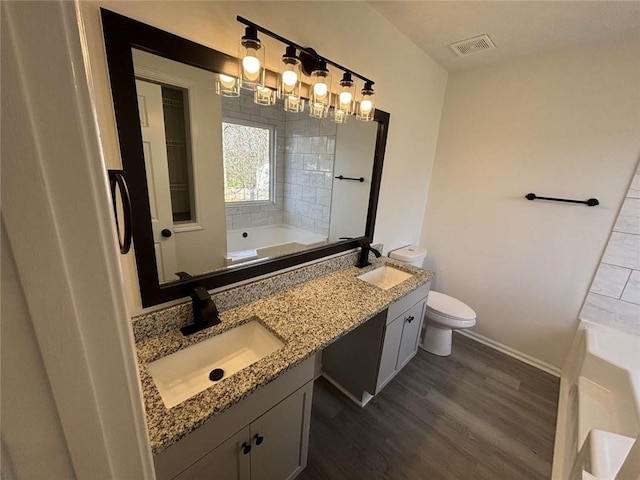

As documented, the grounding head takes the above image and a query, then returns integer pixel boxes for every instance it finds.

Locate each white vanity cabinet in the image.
[155,358,314,480]
[323,281,430,405]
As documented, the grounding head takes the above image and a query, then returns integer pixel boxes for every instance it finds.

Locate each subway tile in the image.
[297,170,311,186]
[289,183,303,200]
[232,214,251,229]
[301,216,315,232]
[319,118,337,136]
[327,137,336,155]
[269,211,283,225]
[316,188,332,207]
[309,204,324,220]
[580,292,640,335]
[621,270,640,305]
[314,219,329,236]
[323,172,334,189]
[295,200,310,216]
[283,201,296,213]
[250,213,269,227]
[323,206,331,222]
[602,232,640,270]
[303,154,319,171]
[287,154,303,170]
[318,154,334,173]
[590,263,631,298]
[302,186,317,202]
[309,171,326,187]
[310,136,328,154]
[296,137,311,153]
[614,198,640,235]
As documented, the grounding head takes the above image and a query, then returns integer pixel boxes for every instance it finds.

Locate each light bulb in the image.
[360,99,373,113]
[339,91,352,105]
[314,82,328,97]
[219,74,236,88]
[242,48,260,75]
[282,69,298,87]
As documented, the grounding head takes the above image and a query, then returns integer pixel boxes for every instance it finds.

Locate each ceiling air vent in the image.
[449,34,495,57]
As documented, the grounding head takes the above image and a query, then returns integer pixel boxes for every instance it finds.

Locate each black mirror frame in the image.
[101,9,390,308]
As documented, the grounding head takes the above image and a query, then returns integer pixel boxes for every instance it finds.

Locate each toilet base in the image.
[420,324,453,356]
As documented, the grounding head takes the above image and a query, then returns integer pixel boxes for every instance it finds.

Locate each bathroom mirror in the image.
[102,9,389,307]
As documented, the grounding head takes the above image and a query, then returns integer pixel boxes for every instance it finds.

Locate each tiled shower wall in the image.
[222,91,285,230]
[222,92,337,237]
[581,163,640,334]
[283,115,337,236]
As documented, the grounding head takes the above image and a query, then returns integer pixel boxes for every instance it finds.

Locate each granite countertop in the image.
[135,257,435,455]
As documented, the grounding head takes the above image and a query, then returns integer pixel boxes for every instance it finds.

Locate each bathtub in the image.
[226,224,327,266]
[552,320,640,479]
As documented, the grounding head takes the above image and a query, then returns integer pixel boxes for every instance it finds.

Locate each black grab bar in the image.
[525,193,599,207]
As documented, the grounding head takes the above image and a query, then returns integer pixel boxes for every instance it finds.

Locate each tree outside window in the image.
[222,121,273,203]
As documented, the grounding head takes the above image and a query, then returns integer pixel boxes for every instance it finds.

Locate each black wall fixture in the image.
[100,9,390,308]
[525,193,599,207]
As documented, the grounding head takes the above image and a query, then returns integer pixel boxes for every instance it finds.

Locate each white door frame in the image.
[2,1,154,478]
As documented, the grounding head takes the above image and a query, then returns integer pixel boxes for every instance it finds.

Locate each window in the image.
[222,120,274,203]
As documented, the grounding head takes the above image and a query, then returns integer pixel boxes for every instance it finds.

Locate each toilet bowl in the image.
[422,291,476,356]
[388,245,477,357]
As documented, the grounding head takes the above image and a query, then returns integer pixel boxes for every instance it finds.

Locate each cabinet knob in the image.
[161,228,172,238]
[405,315,415,323]
[254,434,264,446]
[241,442,251,455]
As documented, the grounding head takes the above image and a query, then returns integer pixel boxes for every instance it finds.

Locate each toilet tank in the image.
[389,245,427,268]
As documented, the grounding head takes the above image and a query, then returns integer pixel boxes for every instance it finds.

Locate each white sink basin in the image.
[148,320,283,408]
[357,265,412,290]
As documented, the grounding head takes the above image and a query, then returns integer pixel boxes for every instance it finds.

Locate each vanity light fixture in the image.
[333,72,355,123]
[309,59,331,118]
[254,85,276,105]
[278,45,302,100]
[215,73,240,97]
[356,81,376,122]
[224,16,376,122]
[239,25,265,90]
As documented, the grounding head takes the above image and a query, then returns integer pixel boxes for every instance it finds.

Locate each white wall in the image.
[79,0,448,311]
[421,39,640,368]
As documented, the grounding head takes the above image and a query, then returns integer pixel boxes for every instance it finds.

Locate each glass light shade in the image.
[254,85,276,106]
[278,46,302,100]
[215,73,240,97]
[239,39,265,90]
[332,107,348,124]
[356,83,375,122]
[284,94,305,113]
[309,66,331,119]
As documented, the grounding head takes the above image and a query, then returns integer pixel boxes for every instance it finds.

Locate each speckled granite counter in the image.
[135,257,434,455]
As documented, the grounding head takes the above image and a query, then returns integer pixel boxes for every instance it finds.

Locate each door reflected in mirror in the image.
[132,48,378,285]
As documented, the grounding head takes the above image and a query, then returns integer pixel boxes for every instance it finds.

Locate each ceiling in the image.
[367,1,640,72]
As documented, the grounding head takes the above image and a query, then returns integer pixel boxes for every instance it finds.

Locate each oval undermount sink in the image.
[147,319,283,408]
[356,265,413,290]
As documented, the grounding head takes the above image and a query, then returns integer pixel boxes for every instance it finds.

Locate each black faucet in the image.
[356,242,382,268]
[181,286,222,336]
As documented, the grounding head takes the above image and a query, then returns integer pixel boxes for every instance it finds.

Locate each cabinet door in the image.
[396,299,426,370]
[376,315,404,393]
[249,381,313,480]
[173,427,250,480]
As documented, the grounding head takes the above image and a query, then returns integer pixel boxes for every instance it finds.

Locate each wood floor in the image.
[298,333,560,480]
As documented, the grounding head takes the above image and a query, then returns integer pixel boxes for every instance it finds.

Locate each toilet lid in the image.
[426,291,476,320]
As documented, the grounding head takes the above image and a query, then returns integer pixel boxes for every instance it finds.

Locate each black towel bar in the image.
[335,175,365,182]
[525,193,599,207]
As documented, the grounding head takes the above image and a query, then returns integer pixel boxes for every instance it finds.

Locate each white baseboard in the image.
[456,330,561,377]
[321,373,373,407]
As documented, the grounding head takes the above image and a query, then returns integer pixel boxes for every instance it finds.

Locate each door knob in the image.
[254,434,264,445]
[161,228,172,238]
[241,442,251,455]
[405,315,415,323]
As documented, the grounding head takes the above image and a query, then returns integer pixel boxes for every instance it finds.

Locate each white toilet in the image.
[389,245,477,356]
